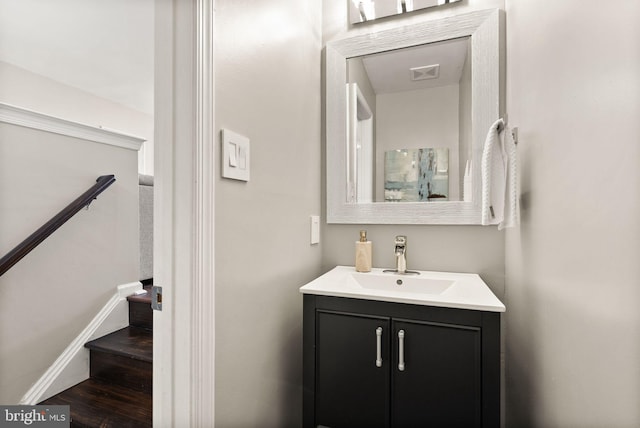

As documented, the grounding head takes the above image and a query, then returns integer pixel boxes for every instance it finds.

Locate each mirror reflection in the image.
[350,0,462,24]
[346,37,471,203]
[385,148,449,201]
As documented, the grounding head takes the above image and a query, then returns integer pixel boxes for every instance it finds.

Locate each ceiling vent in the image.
[410,64,440,81]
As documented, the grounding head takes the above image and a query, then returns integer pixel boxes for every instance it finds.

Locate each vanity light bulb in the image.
[397,0,414,13]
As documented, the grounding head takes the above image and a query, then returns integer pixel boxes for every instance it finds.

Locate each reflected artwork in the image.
[384,148,449,202]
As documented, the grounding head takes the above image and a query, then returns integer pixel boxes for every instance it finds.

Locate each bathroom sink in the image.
[300,266,505,312]
[350,272,454,295]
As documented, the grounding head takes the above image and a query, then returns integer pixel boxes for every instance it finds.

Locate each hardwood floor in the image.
[41,379,151,428]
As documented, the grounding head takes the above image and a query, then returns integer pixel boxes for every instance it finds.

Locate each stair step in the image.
[90,349,152,393]
[41,291,154,426]
[40,378,151,427]
[85,327,152,362]
[128,286,153,330]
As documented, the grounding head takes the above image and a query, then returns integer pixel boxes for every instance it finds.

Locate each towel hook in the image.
[498,115,518,145]
[511,127,519,145]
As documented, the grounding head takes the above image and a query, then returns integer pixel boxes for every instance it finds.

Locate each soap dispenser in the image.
[355,230,372,272]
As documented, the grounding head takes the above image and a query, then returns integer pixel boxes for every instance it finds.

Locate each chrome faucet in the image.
[394,235,407,274]
[384,235,420,275]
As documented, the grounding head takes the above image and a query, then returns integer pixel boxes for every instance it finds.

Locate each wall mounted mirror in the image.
[350,0,463,24]
[326,8,502,224]
[347,37,471,204]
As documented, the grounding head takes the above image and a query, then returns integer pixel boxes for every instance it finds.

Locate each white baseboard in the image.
[19,282,143,405]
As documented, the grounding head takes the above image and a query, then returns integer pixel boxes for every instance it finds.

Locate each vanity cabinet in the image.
[303,295,500,428]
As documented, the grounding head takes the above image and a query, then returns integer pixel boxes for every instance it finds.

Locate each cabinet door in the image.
[316,311,390,428]
[392,319,481,428]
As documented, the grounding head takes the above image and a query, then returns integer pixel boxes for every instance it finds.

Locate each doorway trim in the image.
[154,0,215,426]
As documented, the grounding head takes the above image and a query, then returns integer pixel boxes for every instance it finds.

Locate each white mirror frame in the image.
[326,8,502,224]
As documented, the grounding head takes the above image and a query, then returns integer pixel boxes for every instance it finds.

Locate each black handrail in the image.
[0,175,116,277]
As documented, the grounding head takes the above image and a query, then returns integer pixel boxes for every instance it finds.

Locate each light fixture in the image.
[397,0,414,14]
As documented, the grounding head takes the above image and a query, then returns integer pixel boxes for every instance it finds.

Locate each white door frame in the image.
[154,0,215,426]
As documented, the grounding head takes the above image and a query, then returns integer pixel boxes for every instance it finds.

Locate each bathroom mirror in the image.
[347,37,470,203]
[349,0,463,25]
[326,9,502,224]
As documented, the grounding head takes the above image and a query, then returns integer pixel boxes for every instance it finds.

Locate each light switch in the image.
[310,215,320,245]
[238,145,247,170]
[228,142,237,167]
[221,129,250,181]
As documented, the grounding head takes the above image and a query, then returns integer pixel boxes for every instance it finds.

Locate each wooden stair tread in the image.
[85,327,152,362]
[41,378,151,427]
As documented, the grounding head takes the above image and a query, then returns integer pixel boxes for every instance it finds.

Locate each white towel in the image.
[481,118,518,229]
[501,125,518,230]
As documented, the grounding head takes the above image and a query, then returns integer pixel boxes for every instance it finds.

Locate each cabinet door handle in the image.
[376,327,383,367]
[398,329,405,371]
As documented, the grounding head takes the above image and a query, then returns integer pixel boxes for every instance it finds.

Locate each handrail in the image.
[0,175,116,277]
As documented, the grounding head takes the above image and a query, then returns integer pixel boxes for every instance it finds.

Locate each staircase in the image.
[41,286,153,427]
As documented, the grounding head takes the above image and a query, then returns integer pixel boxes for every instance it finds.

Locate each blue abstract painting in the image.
[384,148,449,202]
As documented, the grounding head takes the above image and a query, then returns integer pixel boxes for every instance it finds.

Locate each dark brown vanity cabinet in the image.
[303,295,501,428]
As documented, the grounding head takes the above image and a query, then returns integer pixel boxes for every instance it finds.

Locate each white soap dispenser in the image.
[355,230,372,272]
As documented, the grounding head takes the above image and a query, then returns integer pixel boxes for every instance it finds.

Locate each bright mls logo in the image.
[0,406,69,427]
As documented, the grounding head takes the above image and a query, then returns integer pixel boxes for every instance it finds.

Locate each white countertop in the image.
[300,266,505,312]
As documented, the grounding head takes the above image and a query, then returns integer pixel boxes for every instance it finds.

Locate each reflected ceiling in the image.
[360,37,468,94]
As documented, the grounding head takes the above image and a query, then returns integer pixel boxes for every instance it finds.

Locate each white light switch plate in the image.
[310,215,320,245]
[221,129,250,181]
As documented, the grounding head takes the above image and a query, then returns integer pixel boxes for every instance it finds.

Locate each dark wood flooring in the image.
[41,379,151,428]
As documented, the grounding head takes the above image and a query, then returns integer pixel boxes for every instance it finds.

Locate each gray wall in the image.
[0,61,153,174]
[214,0,322,426]
[505,0,640,426]
[0,122,139,404]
